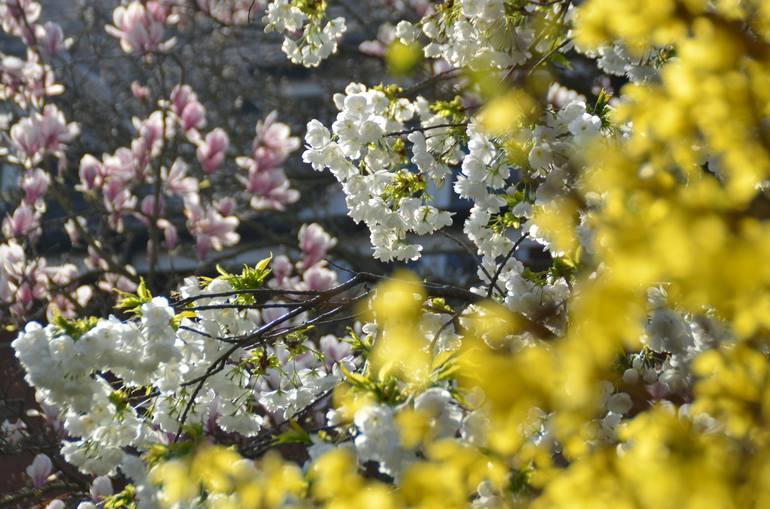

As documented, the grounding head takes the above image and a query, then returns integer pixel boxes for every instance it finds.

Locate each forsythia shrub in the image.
[7,0,770,508]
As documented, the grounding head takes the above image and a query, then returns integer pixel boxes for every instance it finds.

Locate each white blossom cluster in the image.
[585,43,660,83]
[394,0,544,71]
[304,82,603,333]
[263,0,346,67]
[10,224,350,480]
[350,388,464,479]
[304,83,459,261]
[623,287,730,399]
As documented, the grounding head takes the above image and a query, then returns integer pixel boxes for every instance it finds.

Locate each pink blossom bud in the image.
[181,101,206,132]
[103,178,126,203]
[26,453,53,488]
[298,223,337,270]
[89,476,113,501]
[21,169,49,204]
[3,204,39,239]
[320,334,352,368]
[196,128,229,174]
[302,264,336,292]
[170,84,192,115]
[35,22,68,55]
[162,220,179,249]
[271,255,293,286]
[78,154,102,190]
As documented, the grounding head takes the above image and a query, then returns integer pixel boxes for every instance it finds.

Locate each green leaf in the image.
[382,170,427,204]
[172,310,197,330]
[425,297,453,314]
[109,390,130,412]
[214,255,274,305]
[255,254,272,274]
[115,277,153,315]
[52,315,99,341]
[103,485,137,509]
[345,328,372,353]
[340,364,374,390]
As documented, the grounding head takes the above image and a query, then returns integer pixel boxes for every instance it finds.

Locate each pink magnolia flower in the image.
[140,194,166,222]
[45,263,77,286]
[26,453,53,488]
[103,177,127,204]
[298,223,337,270]
[170,84,193,115]
[10,105,79,164]
[215,197,236,217]
[301,263,337,292]
[0,240,25,275]
[46,285,94,318]
[34,22,70,55]
[78,154,103,191]
[0,55,26,98]
[98,272,137,294]
[320,334,352,369]
[2,204,40,239]
[21,168,49,205]
[102,147,137,183]
[262,304,289,324]
[7,259,51,312]
[0,0,40,39]
[0,54,62,104]
[46,285,92,320]
[185,200,240,259]
[357,22,394,58]
[103,180,137,231]
[12,282,36,314]
[163,158,198,196]
[64,216,86,245]
[105,1,175,55]
[237,158,299,210]
[132,110,165,169]
[170,84,206,133]
[159,219,179,249]
[197,128,229,174]
[181,101,205,133]
[253,111,300,170]
[22,58,65,100]
[270,255,293,287]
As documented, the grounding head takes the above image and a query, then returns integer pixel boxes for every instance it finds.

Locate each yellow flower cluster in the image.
[149,446,305,509]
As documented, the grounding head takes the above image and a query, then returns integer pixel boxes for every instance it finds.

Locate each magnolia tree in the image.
[5,0,770,508]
